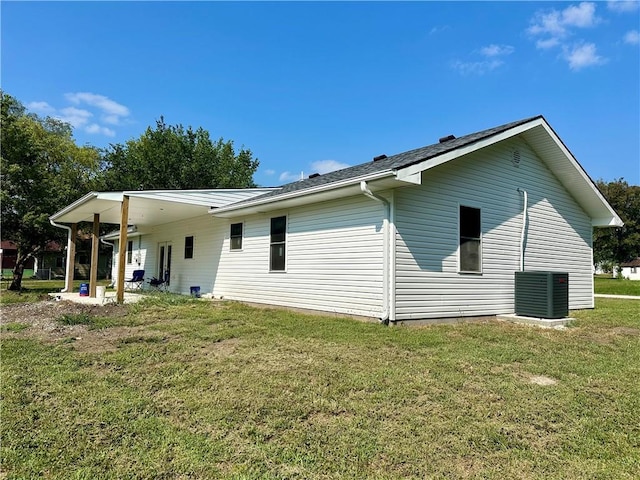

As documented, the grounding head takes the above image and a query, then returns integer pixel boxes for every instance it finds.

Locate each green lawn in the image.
[1,294,639,479]
[594,275,640,296]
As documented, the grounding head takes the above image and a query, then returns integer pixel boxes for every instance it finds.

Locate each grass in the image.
[2,296,639,479]
[594,275,640,296]
[0,279,112,305]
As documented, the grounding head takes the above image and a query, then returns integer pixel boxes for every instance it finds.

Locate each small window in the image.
[459,205,481,273]
[230,223,243,250]
[270,216,286,271]
[127,240,133,264]
[184,236,194,259]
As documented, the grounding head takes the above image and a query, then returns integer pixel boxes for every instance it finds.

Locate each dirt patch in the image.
[0,299,145,353]
[528,375,558,386]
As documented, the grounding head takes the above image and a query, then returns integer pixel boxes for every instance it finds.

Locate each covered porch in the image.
[49,189,275,303]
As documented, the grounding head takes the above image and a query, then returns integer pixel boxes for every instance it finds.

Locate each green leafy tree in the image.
[101,117,259,190]
[1,92,101,290]
[594,179,640,269]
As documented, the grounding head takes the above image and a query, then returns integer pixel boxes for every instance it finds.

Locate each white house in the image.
[620,258,640,280]
[50,116,622,322]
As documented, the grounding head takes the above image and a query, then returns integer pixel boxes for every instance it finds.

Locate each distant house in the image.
[620,258,640,280]
[51,116,622,322]
[0,241,35,278]
[1,238,110,280]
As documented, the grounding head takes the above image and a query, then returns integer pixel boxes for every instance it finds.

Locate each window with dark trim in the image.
[230,223,243,250]
[127,240,133,264]
[459,205,481,273]
[270,216,286,271]
[184,236,194,259]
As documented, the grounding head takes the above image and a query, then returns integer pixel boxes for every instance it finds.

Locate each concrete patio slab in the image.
[48,291,144,305]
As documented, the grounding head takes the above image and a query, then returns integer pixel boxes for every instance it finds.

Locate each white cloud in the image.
[624,29,640,45]
[58,106,93,128]
[479,44,515,57]
[607,1,640,13]
[429,25,450,35]
[65,92,130,119]
[527,2,609,70]
[279,171,302,183]
[564,42,606,70]
[310,159,350,174]
[264,169,276,176]
[25,92,131,137]
[562,2,600,27]
[536,37,562,50]
[85,123,116,137]
[451,59,504,76]
[26,101,55,114]
[528,2,600,43]
[451,43,513,76]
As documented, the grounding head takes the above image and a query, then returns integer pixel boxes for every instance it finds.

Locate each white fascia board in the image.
[395,118,545,181]
[210,170,394,216]
[50,191,124,222]
[592,217,624,227]
[50,192,98,221]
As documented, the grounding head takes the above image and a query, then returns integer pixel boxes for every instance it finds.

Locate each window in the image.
[270,216,286,271]
[230,223,243,250]
[459,205,481,273]
[184,236,194,259]
[127,240,133,264]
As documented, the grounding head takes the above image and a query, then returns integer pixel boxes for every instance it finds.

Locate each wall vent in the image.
[512,149,521,167]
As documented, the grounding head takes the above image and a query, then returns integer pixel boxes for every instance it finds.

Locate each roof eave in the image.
[50,192,124,222]
[211,170,395,217]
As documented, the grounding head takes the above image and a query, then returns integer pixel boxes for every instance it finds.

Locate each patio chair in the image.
[125,270,145,291]
[148,270,169,291]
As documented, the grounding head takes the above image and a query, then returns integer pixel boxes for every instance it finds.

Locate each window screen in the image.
[459,206,481,272]
[230,223,243,250]
[270,216,286,271]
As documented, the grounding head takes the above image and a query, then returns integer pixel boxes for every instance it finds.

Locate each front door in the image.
[158,242,172,286]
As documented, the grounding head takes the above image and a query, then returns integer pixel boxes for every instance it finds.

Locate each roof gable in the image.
[213,116,622,227]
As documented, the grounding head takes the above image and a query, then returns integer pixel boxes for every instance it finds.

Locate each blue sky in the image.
[2,1,639,187]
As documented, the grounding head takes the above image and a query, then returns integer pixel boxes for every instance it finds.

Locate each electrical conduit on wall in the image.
[517,188,528,271]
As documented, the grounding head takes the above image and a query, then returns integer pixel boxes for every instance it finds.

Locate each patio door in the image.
[158,242,172,286]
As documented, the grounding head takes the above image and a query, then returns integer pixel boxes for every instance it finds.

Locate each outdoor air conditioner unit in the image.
[514,271,569,319]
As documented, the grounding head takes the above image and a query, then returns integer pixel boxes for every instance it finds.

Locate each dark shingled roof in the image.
[229,115,543,208]
[621,258,640,267]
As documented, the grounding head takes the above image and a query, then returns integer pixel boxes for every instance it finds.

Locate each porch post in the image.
[65,224,77,292]
[90,213,100,297]
[116,195,130,303]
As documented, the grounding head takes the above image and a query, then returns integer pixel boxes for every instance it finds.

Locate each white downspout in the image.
[360,181,390,323]
[517,188,528,271]
[49,219,73,293]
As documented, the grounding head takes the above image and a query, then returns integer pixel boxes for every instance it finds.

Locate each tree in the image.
[1,92,101,290]
[101,117,259,191]
[594,178,640,269]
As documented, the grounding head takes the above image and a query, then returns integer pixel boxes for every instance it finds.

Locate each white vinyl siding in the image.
[394,136,593,320]
[214,195,385,318]
[112,214,220,295]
